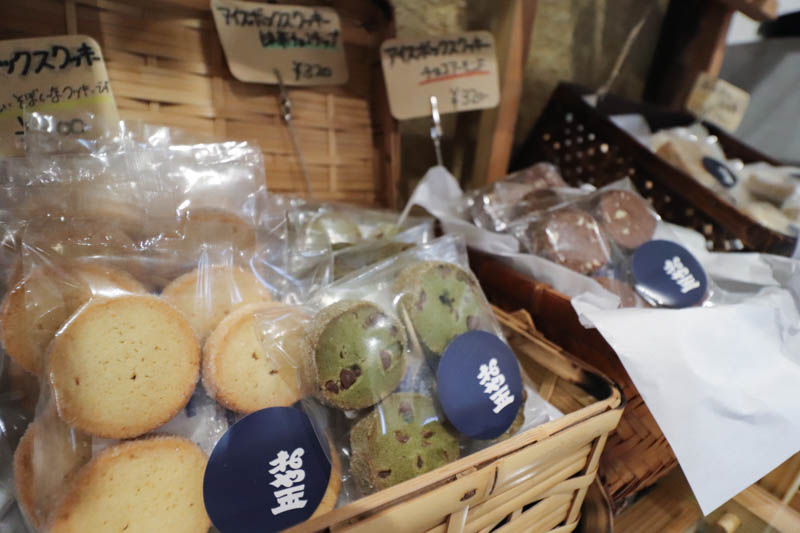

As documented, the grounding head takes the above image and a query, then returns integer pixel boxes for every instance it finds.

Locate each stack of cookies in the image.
[304,252,528,497]
[1,203,329,531]
[511,182,661,308]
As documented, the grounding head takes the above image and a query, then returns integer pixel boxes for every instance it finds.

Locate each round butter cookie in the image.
[0,263,146,376]
[49,436,210,533]
[202,302,308,414]
[161,266,272,341]
[48,295,200,439]
[178,207,257,254]
[14,409,92,528]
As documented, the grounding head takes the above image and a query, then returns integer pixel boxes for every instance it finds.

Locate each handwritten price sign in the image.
[211,0,348,86]
[380,31,500,120]
[686,72,750,133]
[0,35,118,157]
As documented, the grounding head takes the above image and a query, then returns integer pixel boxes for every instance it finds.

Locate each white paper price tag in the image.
[0,35,118,157]
[380,31,500,120]
[687,72,750,132]
[211,0,348,86]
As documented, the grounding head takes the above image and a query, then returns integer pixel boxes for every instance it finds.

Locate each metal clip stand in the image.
[274,69,314,199]
[429,95,444,167]
[397,96,445,226]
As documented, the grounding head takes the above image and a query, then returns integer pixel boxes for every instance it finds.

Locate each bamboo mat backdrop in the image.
[0,0,400,206]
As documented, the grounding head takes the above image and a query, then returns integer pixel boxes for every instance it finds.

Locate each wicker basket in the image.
[469,250,670,514]
[286,306,622,533]
[512,82,795,255]
[0,0,400,207]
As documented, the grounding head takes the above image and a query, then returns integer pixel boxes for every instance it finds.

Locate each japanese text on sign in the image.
[663,256,701,294]
[477,358,515,414]
[380,31,500,120]
[0,35,118,157]
[269,447,307,515]
[210,0,348,86]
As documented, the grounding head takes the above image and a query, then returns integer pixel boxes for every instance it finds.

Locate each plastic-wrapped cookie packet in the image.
[331,223,432,279]
[464,162,593,232]
[509,178,714,309]
[289,234,560,505]
[0,123,344,532]
[288,199,435,252]
[648,124,799,236]
[283,199,435,300]
[650,124,746,202]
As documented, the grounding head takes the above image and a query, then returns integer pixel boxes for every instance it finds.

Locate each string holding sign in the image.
[0,35,118,157]
[380,31,500,120]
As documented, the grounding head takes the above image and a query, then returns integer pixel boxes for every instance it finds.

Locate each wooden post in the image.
[458,0,537,189]
[644,0,777,110]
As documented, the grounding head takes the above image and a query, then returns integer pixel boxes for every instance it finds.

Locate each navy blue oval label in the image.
[203,407,332,533]
[632,240,708,308]
[436,331,523,440]
[702,157,737,188]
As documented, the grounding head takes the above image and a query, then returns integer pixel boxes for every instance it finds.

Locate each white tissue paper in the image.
[405,165,800,514]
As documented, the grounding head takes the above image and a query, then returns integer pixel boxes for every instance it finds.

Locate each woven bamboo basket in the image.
[0,0,400,206]
[470,250,672,514]
[285,306,622,533]
[512,82,794,255]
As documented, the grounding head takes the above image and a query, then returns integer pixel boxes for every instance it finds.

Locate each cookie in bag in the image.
[350,392,460,492]
[48,294,200,439]
[0,262,146,376]
[308,300,407,410]
[528,208,611,274]
[14,406,92,529]
[162,265,273,341]
[202,302,309,414]
[596,189,657,249]
[48,436,210,533]
[394,261,484,358]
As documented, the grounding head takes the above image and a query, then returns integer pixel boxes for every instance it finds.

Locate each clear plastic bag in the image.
[0,130,290,532]
[649,124,799,236]
[464,162,579,232]
[510,179,715,309]
[278,235,560,505]
[283,198,435,301]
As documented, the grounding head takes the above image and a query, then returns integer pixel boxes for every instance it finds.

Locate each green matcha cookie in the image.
[395,261,484,357]
[305,211,362,250]
[309,300,407,410]
[350,393,460,492]
[333,241,414,279]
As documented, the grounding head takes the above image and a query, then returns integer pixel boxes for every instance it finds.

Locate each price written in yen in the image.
[450,87,489,109]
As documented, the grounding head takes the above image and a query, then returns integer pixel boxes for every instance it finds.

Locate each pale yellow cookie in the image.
[161,266,272,341]
[49,436,210,533]
[202,302,308,413]
[14,408,92,529]
[48,295,200,439]
[0,262,146,375]
[179,207,257,254]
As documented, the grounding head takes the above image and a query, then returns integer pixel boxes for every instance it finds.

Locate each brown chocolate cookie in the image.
[597,190,657,249]
[529,208,610,274]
